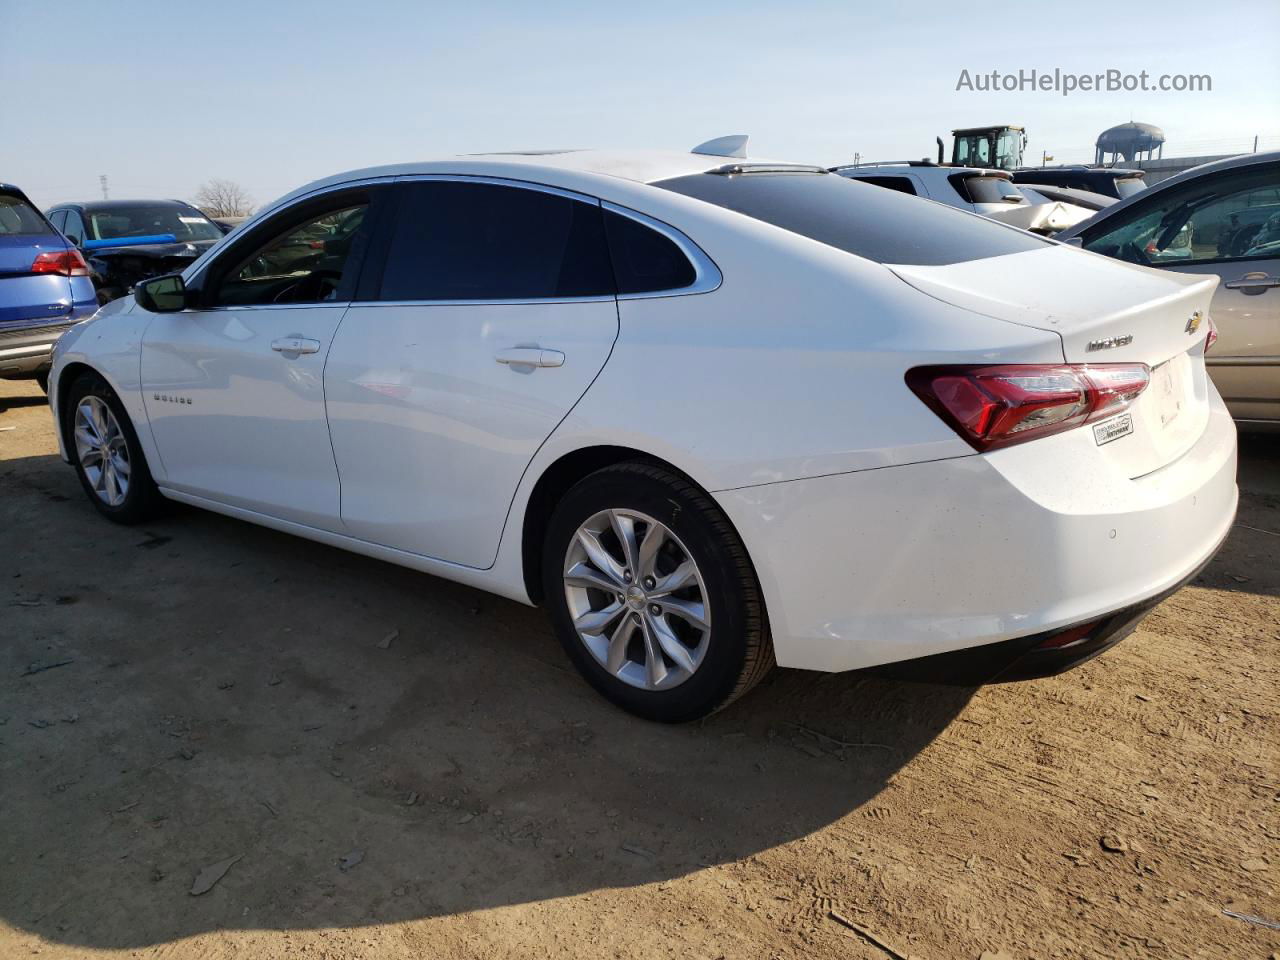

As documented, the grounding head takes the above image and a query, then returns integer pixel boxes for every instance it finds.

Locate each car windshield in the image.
[87,206,222,243]
[1115,177,1147,198]
[657,170,1049,266]
[0,194,53,235]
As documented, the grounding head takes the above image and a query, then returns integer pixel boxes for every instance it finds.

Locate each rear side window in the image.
[658,171,1048,266]
[603,209,696,293]
[0,194,53,235]
[850,176,918,196]
[379,181,615,301]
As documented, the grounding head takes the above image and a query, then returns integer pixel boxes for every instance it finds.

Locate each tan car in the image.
[1059,151,1280,430]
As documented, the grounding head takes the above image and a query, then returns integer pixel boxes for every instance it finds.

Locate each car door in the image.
[139,183,386,528]
[324,176,620,568]
[1079,162,1280,423]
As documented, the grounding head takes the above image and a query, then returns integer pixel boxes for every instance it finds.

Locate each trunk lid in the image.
[0,235,73,325]
[890,245,1219,477]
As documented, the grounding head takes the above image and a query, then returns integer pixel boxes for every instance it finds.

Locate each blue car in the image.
[0,184,97,392]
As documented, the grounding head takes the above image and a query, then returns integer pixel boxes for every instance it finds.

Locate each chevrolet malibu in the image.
[48,143,1237,722]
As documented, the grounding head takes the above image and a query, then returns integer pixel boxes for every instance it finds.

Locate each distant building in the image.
[1096,122,1166,164]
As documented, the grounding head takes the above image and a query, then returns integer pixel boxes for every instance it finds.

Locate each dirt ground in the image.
[1,376,1277,960]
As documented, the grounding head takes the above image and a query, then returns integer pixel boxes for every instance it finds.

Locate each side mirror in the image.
[1062,236,1084,248]
[135,274,188,312]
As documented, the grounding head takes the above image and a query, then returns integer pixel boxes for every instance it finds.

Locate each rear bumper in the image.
[871,531,1225,684]
[0,311,93,379]
[715,388,1238,673]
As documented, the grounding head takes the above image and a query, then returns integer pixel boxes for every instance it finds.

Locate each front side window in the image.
[87,205,223,243]
[658,170,1049,266]
[1082,166,1280,265]
[209,202,369,306]
[0,194,53,235]
[378,180,615,301]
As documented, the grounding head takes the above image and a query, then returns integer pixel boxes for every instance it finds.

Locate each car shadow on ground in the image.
[0,391,49,414]
[1207,432,1280,599]
[1,452,977,950]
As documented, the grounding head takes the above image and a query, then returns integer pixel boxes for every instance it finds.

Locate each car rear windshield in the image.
[1115,177,1147,198]
[656,171,1048,266]
[0,194,53,236]
[87,206,222,243]
[951,174,1024,205]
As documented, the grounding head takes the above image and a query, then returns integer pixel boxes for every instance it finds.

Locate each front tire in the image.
[542,462,773,722]
[65,372,161,524]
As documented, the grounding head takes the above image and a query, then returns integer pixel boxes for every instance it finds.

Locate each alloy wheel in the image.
[562,508,711,691]
[73,395,131,507]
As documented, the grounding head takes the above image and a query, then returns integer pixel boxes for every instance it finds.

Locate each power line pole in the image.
[99,175,109,200]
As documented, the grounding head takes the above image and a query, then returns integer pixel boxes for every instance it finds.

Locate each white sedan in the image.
[48,141,1237,721]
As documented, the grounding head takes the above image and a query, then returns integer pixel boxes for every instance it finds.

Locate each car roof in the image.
[283,149,742,194]
[1056,150,1280,240]
[49,198,200,211]
[1136,149,1280,189]
[260,147,800,215]
[832,163,1011,180]
[1014,165,1142,177]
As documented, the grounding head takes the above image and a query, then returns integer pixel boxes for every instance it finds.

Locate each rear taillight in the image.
[1204,316,1218,353]
[906,363,1150,452]
[31,249,90,277]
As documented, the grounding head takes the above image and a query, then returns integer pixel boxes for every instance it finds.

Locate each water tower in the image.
[1095,122,1165,165]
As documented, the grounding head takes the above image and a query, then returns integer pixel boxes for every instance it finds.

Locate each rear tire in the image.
[34,370,49,394]
[542,462,773,722]
[65,371,162,524]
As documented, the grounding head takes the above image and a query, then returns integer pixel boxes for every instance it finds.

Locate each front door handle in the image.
[494,347,565,368]
[271,336,321,355]
[1224,273,1280,294]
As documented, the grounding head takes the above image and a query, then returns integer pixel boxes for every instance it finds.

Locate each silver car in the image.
[1057,151,1280,430]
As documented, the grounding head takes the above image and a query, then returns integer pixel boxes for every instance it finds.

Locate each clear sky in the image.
[4,0,1278,210]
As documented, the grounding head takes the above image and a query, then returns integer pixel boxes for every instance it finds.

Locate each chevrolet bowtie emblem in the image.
[1185,311,1203,335]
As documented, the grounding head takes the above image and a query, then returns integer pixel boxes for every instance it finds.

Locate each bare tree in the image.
[192,179,254,218]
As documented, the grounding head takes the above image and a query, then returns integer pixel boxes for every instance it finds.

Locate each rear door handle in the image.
[1224,273,1280,293]
[271,336,321,355]
[494,347,565,368]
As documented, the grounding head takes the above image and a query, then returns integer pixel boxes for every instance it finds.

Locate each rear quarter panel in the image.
[557,207,1063,492]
